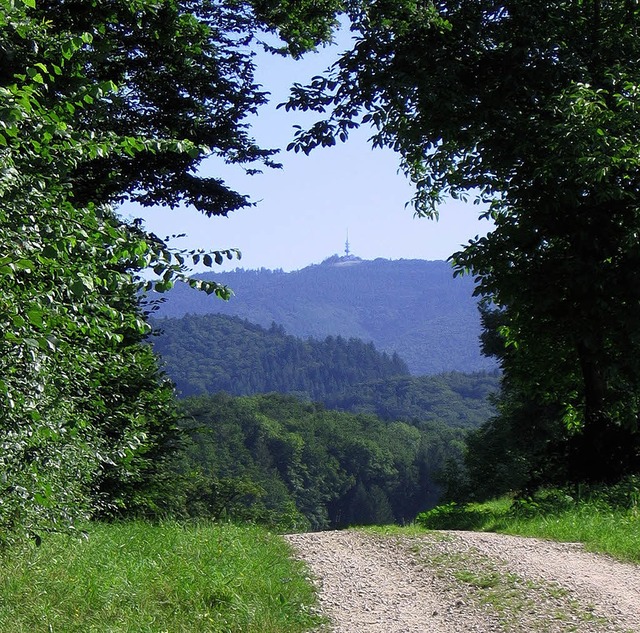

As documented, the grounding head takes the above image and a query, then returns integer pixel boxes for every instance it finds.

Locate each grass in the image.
[416,483,640,564]
[0,521,325,633]
[499,503,640,562]
[3,486,638,632]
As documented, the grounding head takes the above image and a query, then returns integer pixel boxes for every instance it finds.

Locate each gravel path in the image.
[285,530,640,633]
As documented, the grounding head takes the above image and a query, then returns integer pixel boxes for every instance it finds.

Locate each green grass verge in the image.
[416,483,640,564]
[0,521,324,633]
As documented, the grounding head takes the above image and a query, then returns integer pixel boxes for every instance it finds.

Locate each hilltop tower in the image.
[321,230,361,266]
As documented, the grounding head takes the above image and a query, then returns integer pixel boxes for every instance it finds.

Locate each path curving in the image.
[285,530,640,633]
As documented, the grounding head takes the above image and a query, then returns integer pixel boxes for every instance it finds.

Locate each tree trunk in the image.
[570,342,637,482]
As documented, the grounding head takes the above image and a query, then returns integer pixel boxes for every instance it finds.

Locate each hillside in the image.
[325,372,499,428]
[151,313,409,400]
[151,313,499,428]
[180,392,468,529]
[149,258,495,375]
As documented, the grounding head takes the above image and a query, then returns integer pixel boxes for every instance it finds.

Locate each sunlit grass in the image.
[0,521,324,633]
[416,485,640,564]
[501,504,640,563]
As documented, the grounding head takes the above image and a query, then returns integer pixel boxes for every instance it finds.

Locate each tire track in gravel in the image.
[285,530,640,633]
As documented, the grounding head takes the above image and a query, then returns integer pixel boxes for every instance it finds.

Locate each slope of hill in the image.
[151,313,499,428]
[150,258,494,375]
[325,372,499,428]
[180,392,468,529]
[151,313,409,400]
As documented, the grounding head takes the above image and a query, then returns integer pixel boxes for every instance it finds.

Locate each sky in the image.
[121,31,492,273]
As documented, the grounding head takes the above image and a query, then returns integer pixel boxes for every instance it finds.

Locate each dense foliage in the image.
[152,313,409,399]
[152,258,493,374]
[0,0,339,544]
[283,0,640,487]
[326,371,499,428]
[0,0,188,543]
[176,393,469,530]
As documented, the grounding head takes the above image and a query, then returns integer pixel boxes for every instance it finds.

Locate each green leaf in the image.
[14,259,34,272]
[27,309,44,327]
[70,280,88,297]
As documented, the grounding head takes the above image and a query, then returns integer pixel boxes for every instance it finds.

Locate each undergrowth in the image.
[0,521,324,633]
[416,476,640,564]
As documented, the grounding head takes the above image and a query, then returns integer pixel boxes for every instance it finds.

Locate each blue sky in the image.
[121,32,491,273]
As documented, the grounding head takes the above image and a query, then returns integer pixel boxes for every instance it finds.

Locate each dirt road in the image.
[285,530,640,632]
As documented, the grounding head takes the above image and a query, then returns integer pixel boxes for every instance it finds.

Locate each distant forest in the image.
[151,311,500,525]
[152,313,408,399]
[150,258,496,375]
[151,313,499,428]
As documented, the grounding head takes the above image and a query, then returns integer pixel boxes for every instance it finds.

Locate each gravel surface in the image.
[285,530,640,633]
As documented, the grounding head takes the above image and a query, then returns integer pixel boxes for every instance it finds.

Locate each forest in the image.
[148,312,498,526]
[176,393,468,530]
[151,313,409,399]
[3,0,640,557]
[152,257,495,374]
[152,312,498,423]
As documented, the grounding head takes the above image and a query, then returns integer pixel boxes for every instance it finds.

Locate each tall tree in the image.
[284,0,640,483]
[14,0,342,216]
[0,0,340,542]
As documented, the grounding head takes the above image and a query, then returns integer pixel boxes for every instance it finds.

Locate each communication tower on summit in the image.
[321,230,361,266]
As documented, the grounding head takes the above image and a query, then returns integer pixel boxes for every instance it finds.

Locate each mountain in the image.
[151,313,409,400]
[151,313,499,428]
[149,257,495,375]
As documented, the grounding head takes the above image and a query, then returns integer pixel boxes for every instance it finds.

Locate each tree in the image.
[10,0,343,216]
[0,7,186,536]
[0,0,341,543]
[284,1,640,483]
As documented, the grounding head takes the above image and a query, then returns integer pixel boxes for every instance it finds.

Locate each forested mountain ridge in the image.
[151,313,409,399]
[152,314,498,528]
[151,313,499,428]
[150,258,495,375]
